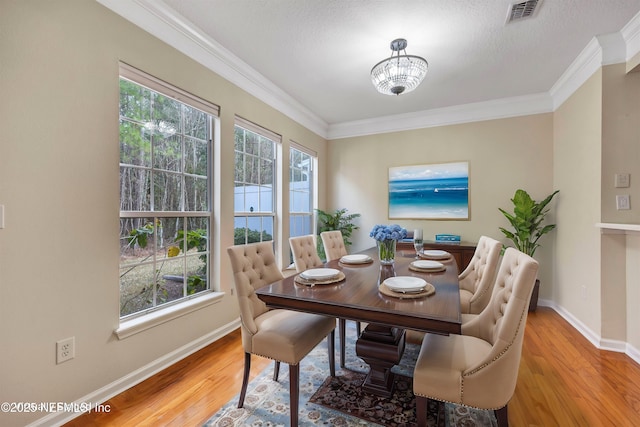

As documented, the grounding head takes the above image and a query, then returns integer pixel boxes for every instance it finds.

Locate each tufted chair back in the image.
[458,235,503,314]
[320,230,348,261]
[289,235,324,272]
[227,241,284,352]
[459,247,538,404]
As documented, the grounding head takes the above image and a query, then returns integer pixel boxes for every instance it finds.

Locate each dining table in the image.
[255,245,461,397]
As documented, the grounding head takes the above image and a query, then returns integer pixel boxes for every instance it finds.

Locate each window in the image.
[289,144,315,238]
[233,118,279,245]
[118,64,218,319]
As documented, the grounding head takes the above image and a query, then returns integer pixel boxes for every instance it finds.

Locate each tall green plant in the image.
[315,208,360,261]
[316,208,361,247]
[499,189,559,257]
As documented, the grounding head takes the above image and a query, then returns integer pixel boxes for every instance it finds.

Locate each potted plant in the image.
[498,189,559,311]
[315,208,361,259]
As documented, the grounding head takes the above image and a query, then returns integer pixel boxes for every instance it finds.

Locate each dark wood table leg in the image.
[355,323,406,398]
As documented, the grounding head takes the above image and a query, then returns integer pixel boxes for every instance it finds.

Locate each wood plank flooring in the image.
[64,308,640,426]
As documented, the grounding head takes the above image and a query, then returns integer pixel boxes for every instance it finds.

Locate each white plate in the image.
[300,268,340,280]
[340,254,372,264]
[420,249,450,259]
[411,260,445,270]
[383,276,427,293]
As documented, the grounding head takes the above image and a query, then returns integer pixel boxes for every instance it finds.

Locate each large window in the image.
[234,118,279,245]
[289,144,315,238]
[118,64,218,319]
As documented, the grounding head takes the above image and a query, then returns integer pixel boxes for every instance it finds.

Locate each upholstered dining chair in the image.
[458,235,503,314]
[320,230,348,261]
[413,247,539,427]
[227,241,336,427]
[406,235,503,346]
[289,234,324,272]
[289,234,354,368]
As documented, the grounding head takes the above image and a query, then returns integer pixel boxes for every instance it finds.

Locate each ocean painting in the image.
[388,162,469,219]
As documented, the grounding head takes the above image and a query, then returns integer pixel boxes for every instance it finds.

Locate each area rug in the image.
[204,324,497,426]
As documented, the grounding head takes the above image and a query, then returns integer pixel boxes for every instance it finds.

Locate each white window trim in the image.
[115,291,224,340]
[118,64,219,323]
[119,62,220,116]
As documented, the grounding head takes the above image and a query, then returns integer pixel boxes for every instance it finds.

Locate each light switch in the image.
[0,205,4,229]
[615,173,630,188]
[616,195,630,210]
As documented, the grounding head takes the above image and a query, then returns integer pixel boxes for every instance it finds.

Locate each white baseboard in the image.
[538,299,640,365]
[27,318,241,427]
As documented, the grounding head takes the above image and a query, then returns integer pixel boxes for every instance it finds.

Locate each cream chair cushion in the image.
[252,308,335,364]
[414,247,538,410]
[289,235,323,272]
[320,230,348,261]
[458,235,503,314]
[227,241,335,360]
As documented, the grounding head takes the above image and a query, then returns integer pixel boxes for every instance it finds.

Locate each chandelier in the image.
[370,38,429,96]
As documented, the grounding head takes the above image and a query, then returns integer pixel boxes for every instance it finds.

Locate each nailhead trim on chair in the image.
[463,308,526,379]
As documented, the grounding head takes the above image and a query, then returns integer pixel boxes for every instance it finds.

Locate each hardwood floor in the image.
[64,308,640,426]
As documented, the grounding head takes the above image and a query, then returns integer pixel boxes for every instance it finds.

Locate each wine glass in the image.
[413,229,423,259]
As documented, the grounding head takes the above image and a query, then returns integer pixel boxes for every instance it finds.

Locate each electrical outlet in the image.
[56,337,75,364]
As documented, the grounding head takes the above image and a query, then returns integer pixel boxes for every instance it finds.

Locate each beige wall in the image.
[2,2,639,426]
[326,114,556,297]
[552,63,640,346]
[0,1,325,426]
[600,64,640,346]
[601,64,640,223]
[552,71,604,335]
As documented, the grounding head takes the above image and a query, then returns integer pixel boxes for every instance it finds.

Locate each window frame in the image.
[288,142,317,239]
[117,63,222,333]
[233,117,280,248]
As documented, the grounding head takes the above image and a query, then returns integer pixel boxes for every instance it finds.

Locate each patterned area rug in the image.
[204,323,497,426]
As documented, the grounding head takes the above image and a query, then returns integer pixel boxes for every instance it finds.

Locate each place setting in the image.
[379,276,435,299]
[339,254,374,265]
[294,267,345,286]
[418,249,452,261]
[409,259,447,273]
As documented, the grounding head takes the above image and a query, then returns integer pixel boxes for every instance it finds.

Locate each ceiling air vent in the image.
[507,0,542,23]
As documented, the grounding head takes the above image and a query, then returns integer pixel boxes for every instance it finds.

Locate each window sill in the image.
[115,291,225,340]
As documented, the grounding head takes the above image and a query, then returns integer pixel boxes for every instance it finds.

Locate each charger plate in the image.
[339,254,374,265]
[379,282,435,299]
[409,260,446,273]
[294,271,346,286]
[300,268,341,280]
[419,249,451,260]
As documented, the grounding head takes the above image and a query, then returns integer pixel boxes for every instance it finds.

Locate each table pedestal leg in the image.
[355,324,406,398]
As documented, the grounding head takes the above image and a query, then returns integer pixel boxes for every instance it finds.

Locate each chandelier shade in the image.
[371,39,428,96]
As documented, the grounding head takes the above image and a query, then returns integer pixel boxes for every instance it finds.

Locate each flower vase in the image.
[377,239,397,265]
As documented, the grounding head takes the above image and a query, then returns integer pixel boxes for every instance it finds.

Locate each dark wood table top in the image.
[256,247,461,335]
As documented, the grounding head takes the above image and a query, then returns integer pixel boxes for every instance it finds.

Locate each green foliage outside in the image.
[120,222,208,316]
[234,228,273,245]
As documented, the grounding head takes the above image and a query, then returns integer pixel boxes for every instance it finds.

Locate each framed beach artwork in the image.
[388,161,469,220]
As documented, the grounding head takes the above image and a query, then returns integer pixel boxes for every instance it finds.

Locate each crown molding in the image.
[97,0,637,141]
[327,93,553,140]
[96,0,329,138]
[622,10,640,61]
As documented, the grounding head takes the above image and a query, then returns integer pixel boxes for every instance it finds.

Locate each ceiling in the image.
[101,0,640,137]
